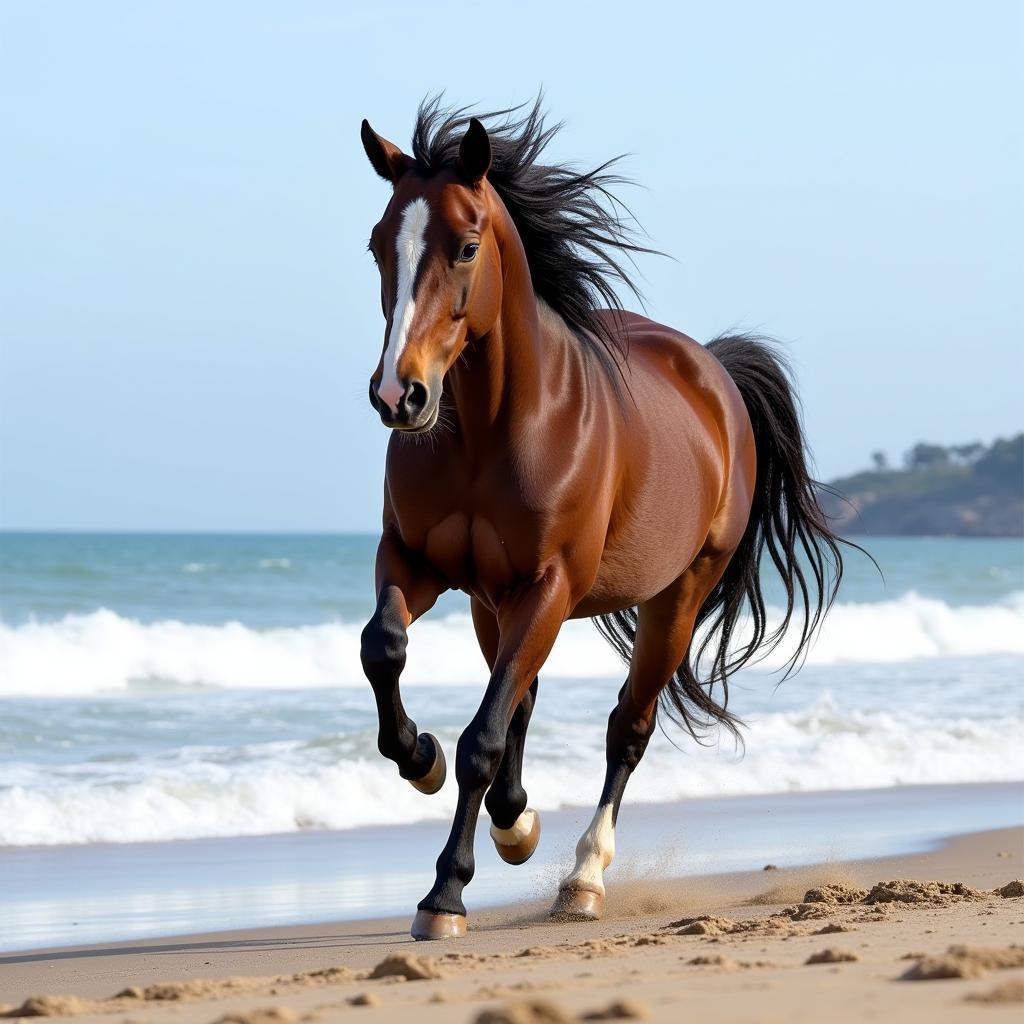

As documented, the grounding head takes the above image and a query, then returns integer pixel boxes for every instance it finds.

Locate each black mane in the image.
[411,96,657,378]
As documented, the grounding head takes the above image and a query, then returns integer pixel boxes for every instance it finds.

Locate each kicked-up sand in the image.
[1,826,1022,1023]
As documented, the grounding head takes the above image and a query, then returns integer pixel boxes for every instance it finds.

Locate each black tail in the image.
[595,332,850,741]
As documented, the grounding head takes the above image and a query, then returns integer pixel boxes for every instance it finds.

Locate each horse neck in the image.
[445,196,573,450]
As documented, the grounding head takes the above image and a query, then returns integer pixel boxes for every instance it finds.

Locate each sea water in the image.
[1,534,1022,848]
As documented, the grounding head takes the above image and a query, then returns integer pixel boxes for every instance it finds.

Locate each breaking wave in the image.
[0,592,1021,697]
[1,691,1019,846]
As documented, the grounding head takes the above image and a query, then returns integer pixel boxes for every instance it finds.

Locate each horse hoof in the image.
[408,733,446,794]
[410,909,467,940]
[490,808,541,865]
[549,885,604,922]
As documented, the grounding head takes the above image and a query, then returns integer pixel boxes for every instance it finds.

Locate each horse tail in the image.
[594,332,849,741]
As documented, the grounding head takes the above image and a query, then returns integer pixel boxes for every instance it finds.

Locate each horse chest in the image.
[422,513,519,598]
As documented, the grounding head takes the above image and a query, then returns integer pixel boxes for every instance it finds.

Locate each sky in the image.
[0,1,1020,531]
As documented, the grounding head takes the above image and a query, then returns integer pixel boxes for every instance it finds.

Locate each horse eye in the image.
[459,242,479,262]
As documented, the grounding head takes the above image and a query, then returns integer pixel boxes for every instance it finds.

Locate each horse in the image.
[357,99,845,940]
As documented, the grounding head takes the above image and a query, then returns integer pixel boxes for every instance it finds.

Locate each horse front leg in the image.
[360,533,446,792]
[485,677,540,864]
[411,571,569,939]
[471,599,542,865]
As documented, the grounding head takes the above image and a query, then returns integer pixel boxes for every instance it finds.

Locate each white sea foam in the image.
[0,592,1021,698]
[258,558,291,570]
[1,693,1019,846]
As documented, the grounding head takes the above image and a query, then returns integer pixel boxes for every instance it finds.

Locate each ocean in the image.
[1,533,1022,851]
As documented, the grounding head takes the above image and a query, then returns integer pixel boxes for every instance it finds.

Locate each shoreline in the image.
[1,824,1021,1021]
[2,781,1021,956]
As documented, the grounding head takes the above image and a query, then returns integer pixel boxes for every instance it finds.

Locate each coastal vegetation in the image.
[821,435,1023,537]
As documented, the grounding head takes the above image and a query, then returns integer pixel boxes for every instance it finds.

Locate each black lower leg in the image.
[601,687,657,824]
[360,590,434,780]
[484,677,538,829]
[419,712,508,917]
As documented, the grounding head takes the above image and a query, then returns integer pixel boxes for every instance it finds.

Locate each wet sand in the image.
[2,824,1022,1023]
[4,782,1021,954]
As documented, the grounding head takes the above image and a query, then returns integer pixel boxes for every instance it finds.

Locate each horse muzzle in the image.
[368,376,438,432]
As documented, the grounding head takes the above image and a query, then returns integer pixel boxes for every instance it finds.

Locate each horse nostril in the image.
[368,381,380,411]
[405,380,428,418]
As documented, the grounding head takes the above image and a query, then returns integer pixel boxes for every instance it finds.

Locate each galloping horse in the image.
[357,100,844,940]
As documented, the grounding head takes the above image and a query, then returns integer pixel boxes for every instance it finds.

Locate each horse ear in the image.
[456,117,491,184]
[361,120,413,184]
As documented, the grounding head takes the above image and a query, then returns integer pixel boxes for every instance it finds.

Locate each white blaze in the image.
[379,197,430,413]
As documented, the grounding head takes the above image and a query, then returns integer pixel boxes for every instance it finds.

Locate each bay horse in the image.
[357,99,844,940]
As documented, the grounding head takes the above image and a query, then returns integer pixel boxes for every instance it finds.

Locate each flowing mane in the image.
[410,96,658,377]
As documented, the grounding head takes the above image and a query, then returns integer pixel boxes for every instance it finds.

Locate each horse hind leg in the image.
[552,553,732,920]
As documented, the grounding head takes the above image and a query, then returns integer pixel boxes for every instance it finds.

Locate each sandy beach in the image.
[3,822,1022,1023]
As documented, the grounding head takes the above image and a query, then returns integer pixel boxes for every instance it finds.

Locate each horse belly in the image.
[573,387,725,617]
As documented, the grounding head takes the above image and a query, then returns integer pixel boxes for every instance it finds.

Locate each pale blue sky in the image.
[1,1,1020,531]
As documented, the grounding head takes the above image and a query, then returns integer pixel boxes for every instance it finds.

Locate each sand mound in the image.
[118,980,254,1001]
[946,944,1024,969]
[901,944,1024,980]
[782,903,833,921]
[864,880,983,905]
[669,876,994,942]
[515,946,563,959]
[901,956,987,980]
[211,1009,296,1024]
[669,911,803,939]
[805,948,859,965]
[368,954,444,981]
[803,883,868,905]
[289,966,357,985]
[995,879,1024,898]
[3,996,94,1018]
[687,954,737,969]
[964,980,1024,1005]
[474,1000,574,1024]
[348,993,380,1007]
[669,915,735,936]
[685,954,777,971]
[580,1000,649,1020]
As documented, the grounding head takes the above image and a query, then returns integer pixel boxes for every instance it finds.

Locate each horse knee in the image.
[455,726,505,791]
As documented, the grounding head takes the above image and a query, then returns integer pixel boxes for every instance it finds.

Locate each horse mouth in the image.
[390,405,440,434]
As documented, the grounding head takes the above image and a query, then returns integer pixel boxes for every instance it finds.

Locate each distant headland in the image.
[821,434,1023,537]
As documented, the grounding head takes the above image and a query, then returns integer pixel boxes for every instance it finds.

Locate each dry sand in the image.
[1,826,1022,1023]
